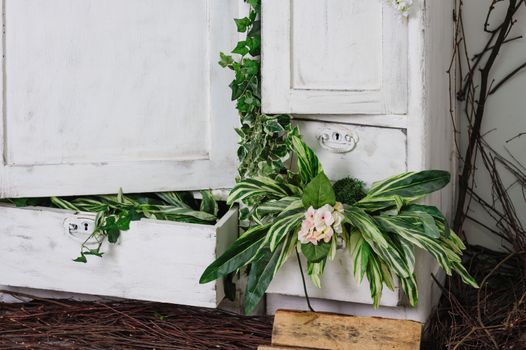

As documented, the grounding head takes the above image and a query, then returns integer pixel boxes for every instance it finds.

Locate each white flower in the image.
[314,204,335,231]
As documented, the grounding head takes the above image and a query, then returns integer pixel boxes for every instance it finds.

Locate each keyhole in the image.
[333,132,340,141]
[84,223,89,231]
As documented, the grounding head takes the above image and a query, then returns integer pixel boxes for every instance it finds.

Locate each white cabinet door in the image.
[261,0,407,115]
[0,0,238,198]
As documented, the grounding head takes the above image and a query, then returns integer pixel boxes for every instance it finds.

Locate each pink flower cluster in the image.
[298,202,344,245]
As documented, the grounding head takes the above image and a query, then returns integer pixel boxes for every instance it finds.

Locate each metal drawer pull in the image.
[317,126,359,153]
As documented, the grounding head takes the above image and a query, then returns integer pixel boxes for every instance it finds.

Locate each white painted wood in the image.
[0,0,239,198]
[296,120,407,185]
[261,0,408,115]
[0,204,238,308]
[268,251,400,307]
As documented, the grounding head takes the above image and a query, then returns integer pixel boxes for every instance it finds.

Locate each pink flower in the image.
[298,202,344,245]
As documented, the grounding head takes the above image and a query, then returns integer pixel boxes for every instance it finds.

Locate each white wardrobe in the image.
[261,0,456,323]
[0,0,456,323]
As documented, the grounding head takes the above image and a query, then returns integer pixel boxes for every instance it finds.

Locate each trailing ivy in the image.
[221,0,294,180]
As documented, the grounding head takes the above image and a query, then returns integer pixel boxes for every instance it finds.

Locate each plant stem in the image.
[295,248,315,312]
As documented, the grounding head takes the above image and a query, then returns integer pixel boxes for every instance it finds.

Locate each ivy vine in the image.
[220,0,294,180]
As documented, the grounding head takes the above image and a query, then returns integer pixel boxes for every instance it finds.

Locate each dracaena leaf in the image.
[366,170,451,200]
[244,246,281,314]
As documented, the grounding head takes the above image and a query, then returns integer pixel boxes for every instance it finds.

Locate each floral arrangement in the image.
[200,134,478,314]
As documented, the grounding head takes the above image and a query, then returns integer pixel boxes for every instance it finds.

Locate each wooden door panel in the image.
[262,0,407,115]
[0,0,238,197]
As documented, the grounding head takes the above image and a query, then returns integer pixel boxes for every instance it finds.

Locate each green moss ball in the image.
[333,177,366,205]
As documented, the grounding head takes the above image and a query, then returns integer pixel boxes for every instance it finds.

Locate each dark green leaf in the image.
[244,246,280,314]
[200,224,270,284]
[301,241,331,263]
[302,172,336,209]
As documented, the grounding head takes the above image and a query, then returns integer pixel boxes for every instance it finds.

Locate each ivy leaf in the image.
[218,52,234,68]
[232,41,249,56]
[107,228,120,244]
[301,241,331,263]
[302,172,336,209]
[234,17,251,33]
[264,119,285,134]
[73,254,88,263]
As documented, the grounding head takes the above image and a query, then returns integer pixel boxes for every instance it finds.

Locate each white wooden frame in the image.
[0,0,239,198]
[261,0,408,115]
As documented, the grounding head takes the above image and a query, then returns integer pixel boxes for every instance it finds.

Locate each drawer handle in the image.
[317,126,358,153]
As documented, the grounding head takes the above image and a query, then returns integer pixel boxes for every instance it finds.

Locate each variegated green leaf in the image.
[344,206,389,249]
[452,261,479,288]
[151,206,217,223]
[307,258,327,288]
[399,273,419,306]
[376,216,456,275]
[291,135,323,186]
[253,196,300,221]
[200,190,219,217]
[227,177,301,205]
[200,224,271,284]
[51,197,81,212]
[268,211,304,251]
[274,231,298,275]
[366,170,450,200]
[350,231,371,285]
[156,192,192,208]
[366,253,384,308]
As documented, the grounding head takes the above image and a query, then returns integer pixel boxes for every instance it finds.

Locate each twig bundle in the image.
[426,246,526,349]
[0,297,273,350]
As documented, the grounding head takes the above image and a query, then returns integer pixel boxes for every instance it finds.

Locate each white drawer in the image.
[0,205,238,308]
[268,120,407,307]
[295,120,407,184]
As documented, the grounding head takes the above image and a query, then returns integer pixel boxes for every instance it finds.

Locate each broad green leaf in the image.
[291,135,323,186]
[200,224,270,284]
[302,172,336,209]
[301,241,331,263]
[244,247,281,314]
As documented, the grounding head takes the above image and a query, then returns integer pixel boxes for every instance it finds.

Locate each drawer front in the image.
[0,205,238,308]
[296,120,407,185]
[268,120,407,306]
